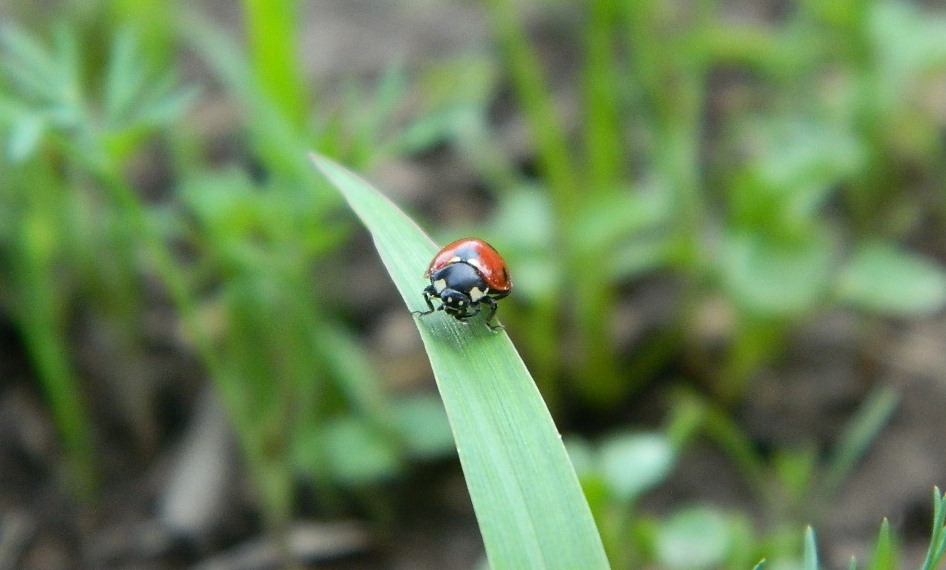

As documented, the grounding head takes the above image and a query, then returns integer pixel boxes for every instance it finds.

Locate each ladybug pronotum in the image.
[413,238,512,332]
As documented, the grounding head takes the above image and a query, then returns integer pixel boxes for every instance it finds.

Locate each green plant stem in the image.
[717,316,786,404]
[243,0,308,128]
[18,265,97,493]
[820,385,899,500]
[13,162,97,494]
[481,0,584,396]
[108,0,174,65]
[575,0,649,400]
[483,0,633,405]
[522,300,563,412]
[624,0,709,262]
[481,0,579,208]
[920,487,946,570]
[582,0,624,190]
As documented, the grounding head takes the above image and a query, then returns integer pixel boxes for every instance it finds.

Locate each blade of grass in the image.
[311,154,610,569]
[868,518,895,570]
[481,0,578,207]
[178,9,325,189]
[821,385,899,499]
[582,0,624,190]
[921,487,946,570]
[242,0,308,127]
[804,526,819,570]
[10,161,96,494]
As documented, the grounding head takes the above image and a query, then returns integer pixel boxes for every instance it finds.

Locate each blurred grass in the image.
[0,1,453,554]
[1,0,946,567]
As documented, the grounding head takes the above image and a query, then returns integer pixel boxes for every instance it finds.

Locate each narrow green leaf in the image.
[311,154,610,569]
[921,487,946,570]
[243,0,308,126]
[803,526,819,570]
[822,385,899,497]
[868,518,895,570]
[104,30,148,124]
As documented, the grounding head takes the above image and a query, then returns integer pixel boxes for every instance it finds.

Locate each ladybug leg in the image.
[481,297,504,332]
[458,302,480,321]
[412,286,439,317]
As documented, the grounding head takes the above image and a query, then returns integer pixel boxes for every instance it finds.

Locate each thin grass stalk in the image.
[90,160,299,560]
[582,0,624,190]
[868,518,895,570]
[17,256,97,493]
[481,0,579,205]
[13,162,97,494]
[242,0,308,128]
[108,0,174,65]
[569,0,627,405]
[481,0,581,394]
[98,166,306,568]
[920,487,946,570]
[622,0,709,264]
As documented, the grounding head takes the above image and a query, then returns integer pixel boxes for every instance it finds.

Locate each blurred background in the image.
[2,0,946,568]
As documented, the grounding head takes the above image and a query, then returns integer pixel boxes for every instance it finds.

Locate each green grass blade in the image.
[242,0,308,126]
[921,487,946,570]
[481,0,579,206]
[868,518,895,570]
[803,526,819,570]
[311,154,610,569]
[822,385,899,498]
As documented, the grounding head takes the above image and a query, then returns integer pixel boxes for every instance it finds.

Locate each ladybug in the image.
[413,238,512,332]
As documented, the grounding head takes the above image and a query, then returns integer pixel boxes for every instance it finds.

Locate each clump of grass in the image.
[477,0,946,410]
[0,3,455,545]
[0,21,196,492]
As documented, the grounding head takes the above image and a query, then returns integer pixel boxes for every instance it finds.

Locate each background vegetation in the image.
[1,0,946,568]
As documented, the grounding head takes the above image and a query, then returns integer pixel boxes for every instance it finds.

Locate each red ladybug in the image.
[414,238,512,332]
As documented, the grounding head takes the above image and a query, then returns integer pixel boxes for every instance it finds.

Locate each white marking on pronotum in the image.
[469,286,488,302]
[433,279,447,293]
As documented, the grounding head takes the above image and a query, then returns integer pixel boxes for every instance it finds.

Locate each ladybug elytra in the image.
[413,238,512,332]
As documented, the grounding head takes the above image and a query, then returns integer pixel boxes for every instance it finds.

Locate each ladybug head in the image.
[439,289,473,318]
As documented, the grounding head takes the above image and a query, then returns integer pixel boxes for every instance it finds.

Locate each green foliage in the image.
[0,3,450,540]
[0,21,196,492]
[3,0,946,566]
[476,0,946,409]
